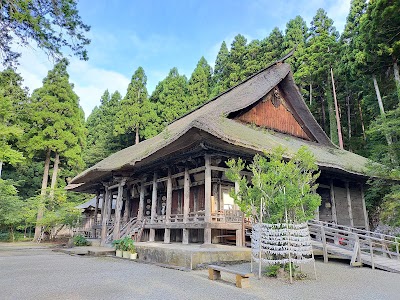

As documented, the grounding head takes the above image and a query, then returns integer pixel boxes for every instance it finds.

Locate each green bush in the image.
[113,236,135,253]
[265,264,282,277]
[73,234,89,246]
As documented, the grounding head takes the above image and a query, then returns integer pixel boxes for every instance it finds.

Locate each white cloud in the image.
[326,0,351,32]
[13,45,130,119]
[68,59,130,117]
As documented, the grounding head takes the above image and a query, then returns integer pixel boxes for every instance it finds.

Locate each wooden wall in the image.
[334,186,350,226]
[318,187,332,222]
[234,87,311,140]
[349,184,366,228]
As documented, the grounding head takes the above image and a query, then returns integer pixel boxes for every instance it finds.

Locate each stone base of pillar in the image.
[164,228,171,244]
[203,228,212,245]
[182,228,189,244]
[149,229,155,242]
[236,229,243,247]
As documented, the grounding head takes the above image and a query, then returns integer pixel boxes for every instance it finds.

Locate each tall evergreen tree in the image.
[188,57,212,108]
[211,41,229,96]
[0,69,26,177]
[84,90,128,167]
[114,67,156,145]
[26,59,85,240]
[297,9,340,144]
[260,27,284,66]
[360,0,400,100]
[150,67,189,126]
[225,34,248,88]
[284,16,308,74]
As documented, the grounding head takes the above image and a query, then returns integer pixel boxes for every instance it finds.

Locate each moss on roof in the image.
[68,62,371,190]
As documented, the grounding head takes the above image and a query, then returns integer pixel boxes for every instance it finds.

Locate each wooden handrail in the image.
[308,220,400,263]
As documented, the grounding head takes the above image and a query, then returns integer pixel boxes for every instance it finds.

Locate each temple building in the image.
[67,59,370,246]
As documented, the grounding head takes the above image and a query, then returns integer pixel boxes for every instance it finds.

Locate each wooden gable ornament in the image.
[231,85,315,141]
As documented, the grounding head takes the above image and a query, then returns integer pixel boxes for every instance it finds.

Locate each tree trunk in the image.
[373,75,387,117]
[309,82,312,106]
[49,152,60,199]
[357,98,366,141]
[331,68,344,149]
[135,126,139,145]
[372,74,393,146]
[346,94,352,151]
[33,149,51,241]
[10,226,14,242]
[0,160,3,178]
[393,58,400,102]
[53,224,65,239]
[372,75,396,163]
[321,97,326,132]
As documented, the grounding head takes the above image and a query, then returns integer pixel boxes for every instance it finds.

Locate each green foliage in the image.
[0,0,90,67]
[226,146,321,224]
[188,57,212,108]
[0,179,24,241]
[113,236,136,253]
[84,90,126,167]
[73,234,89,246]
[150,67,189,126]
[0,69,27,174]
[26,59,86,171]
[114,67,158,144]
[264,264,281,277]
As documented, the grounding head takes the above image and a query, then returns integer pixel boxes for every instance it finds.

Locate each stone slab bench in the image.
[208,264,254,288]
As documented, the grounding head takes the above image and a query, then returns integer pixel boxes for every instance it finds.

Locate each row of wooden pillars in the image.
[96,154,216,246]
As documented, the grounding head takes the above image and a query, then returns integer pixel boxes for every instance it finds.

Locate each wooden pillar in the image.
[164,169,172,244]
[92,191,100,238]
[346,181,354,227]
[330,180,338,223]
[100,186,110,246]
[113,179,126,240]
[183,168,190,222]
[183,168,190,244]
[149,172,157,242]
[204,154,212,245]
[138,180,145,220]
[122,187,130,223]
[107,190,112,221]
[360,184,370,230]
[212,184,219,212]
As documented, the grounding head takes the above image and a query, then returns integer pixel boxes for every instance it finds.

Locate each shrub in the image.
[113,236,136,253]
[73,234,89,246]
[265,264,281,277]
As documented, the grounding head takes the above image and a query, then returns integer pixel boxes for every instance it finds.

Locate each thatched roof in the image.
[67,61,371,192]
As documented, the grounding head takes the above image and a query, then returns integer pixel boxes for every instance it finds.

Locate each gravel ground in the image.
[0,242,399,300]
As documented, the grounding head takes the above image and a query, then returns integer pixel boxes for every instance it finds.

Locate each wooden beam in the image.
[330,180,338,223]
[346,181,354,227]
[210,166,252,177]
[107,183,120,190]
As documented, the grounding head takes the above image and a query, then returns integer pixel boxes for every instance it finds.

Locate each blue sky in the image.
[15,0,351,118]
